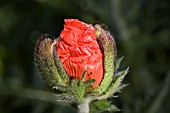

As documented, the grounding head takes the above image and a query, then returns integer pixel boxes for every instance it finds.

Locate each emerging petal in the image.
[57,19,104,87]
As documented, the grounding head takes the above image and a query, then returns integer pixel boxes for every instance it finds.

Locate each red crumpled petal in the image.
[57,19,104,87]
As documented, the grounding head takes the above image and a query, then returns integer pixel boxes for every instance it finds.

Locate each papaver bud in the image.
[34,19,128,104]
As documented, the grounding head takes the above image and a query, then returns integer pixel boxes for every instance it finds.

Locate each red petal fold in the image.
[57,19,104,87]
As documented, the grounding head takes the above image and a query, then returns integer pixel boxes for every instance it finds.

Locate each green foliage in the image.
[90,100,120,113]
[53,71,95,102]
[105,67,129,96]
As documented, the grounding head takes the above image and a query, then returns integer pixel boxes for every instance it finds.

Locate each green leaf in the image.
[104,67,129,96]
[90,100,120,113]
[115,57,124,72]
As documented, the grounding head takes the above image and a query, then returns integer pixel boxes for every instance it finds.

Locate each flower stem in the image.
[77,94,112,113]
[78,97,92,113]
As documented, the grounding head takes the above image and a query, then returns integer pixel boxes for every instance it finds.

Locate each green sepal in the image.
[115,56,124,73]
[94,24,117,95]
[34,34,65,87]
[52,38,70,84]
[105,67,129,96]
[70,71,95,102]
[87,66,128,113]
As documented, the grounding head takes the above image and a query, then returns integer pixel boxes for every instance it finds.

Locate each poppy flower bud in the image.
[34,19,128,104]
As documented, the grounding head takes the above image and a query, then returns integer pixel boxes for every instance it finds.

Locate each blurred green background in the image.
[0,0,170,113]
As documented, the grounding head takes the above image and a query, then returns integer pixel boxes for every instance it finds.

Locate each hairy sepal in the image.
[34,34,69,87]
[94,24,117,95]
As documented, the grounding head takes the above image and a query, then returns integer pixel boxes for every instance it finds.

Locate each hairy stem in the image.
[78,97,92,113]
[77,90,118,113]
